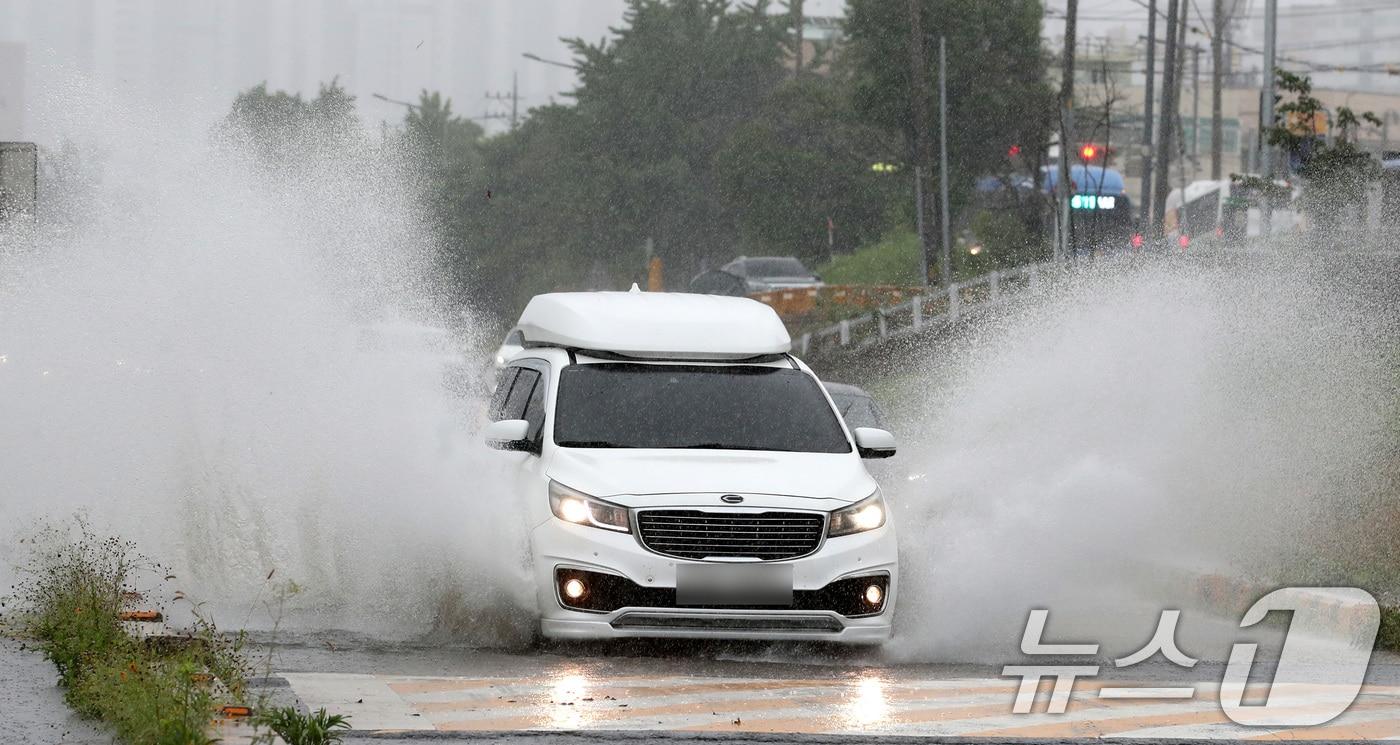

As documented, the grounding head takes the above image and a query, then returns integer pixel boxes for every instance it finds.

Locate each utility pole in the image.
[484,73,521,130]
[907,0,935,285]
[1192,44,1201,180]
[938,35,952,286]
[1211,0,1224,180]
[791,0,805,76]
[1261,0,1277,234]
[1139,0,1157,228]
[1057,0,1078,260]
[1152,0,1180,237]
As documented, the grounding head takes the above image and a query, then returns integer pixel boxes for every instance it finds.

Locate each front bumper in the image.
[530,516,897,642]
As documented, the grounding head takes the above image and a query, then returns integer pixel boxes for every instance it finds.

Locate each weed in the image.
[252,706,350,745]
[4,518,253,744]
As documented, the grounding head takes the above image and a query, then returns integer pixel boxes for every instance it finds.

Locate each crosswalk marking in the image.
[280,671,1400,739]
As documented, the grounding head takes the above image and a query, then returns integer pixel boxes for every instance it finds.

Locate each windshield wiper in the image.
[664,443,765,450]
[555,440,624,448]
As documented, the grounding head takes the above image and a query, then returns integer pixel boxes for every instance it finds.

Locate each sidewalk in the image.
[0,636,106,744]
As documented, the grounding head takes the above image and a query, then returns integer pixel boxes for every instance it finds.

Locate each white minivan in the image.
[483,288,898,642]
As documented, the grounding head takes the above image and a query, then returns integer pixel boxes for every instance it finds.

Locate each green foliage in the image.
[715,76,902,262]
[5,519,251,744]
[1380,606,1400,653]
[253,706,350,745]
[1262,69,1383,234]
[222,78,359,164]
[817,231,922,286]
[967,208,1037,268]
[217,0,1059,319]
[10,520,143,686]
[402,90,486,172]
[445,0,798,310]
[843,0,1053,243]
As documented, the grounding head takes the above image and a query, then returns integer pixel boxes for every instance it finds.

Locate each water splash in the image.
[0,79,535,645]
[883,257,1393,662]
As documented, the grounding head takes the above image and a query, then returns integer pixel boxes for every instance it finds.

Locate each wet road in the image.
[240,613,1400,744]
[0,637,107,744]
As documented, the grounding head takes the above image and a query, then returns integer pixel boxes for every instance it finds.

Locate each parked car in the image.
[720,256,823,293]
[483,286,899,643]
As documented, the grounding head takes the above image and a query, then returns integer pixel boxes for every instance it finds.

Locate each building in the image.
[0,42,23,140]
[0,0,627,141]
[1051,28,1400,210]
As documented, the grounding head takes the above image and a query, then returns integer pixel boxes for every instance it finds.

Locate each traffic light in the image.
[1079,143,1099,161]
[1007,144,1022,157]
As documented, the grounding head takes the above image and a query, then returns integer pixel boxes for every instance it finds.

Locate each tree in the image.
[843,0,1053,249]
[221,78,360,164]
[714,75,902,262]
[1263,69,1382,237]
[436,0,800,312]
[563,0,792,278]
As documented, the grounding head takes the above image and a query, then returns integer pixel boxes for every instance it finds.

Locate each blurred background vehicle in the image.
[720,256,824,293]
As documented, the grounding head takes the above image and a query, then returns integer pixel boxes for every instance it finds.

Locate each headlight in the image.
[829,490,886,537]
[548,481,631,533]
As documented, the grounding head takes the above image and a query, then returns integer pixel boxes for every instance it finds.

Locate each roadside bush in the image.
[4,519,250,744]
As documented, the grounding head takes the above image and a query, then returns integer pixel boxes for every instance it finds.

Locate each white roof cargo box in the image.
[516,289,791,359]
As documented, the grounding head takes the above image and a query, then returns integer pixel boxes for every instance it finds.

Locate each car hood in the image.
[546,447,877,507]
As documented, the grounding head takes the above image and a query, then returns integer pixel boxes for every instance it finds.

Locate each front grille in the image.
[636,510,825,561]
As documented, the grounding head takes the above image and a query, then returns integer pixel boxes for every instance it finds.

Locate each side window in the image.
[488,368,519,422]
[502,368,540,421]
[504,329,524,346]
[523,376,547,442]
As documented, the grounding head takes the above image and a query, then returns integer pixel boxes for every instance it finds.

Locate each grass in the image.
[815,226,1041,290]
[0,519,354,744]
[253,706,350,745]
[816,231,923,287]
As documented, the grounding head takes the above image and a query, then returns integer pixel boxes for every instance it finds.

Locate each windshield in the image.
[554,363,850,453]
[744,258,811,277]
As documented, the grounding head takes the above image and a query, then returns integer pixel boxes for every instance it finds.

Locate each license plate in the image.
[676,563,793,606]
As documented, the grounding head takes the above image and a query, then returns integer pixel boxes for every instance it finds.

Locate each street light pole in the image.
[1151,0,1179,238]
[1057,0,1079,260]
[1261,0,1277,234]
[906,0,935,285]
[938,35,952,286]
[521,52,580,71]
[1140,0,1157,229]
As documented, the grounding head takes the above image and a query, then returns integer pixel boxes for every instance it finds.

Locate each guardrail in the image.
[796,261,1053,357]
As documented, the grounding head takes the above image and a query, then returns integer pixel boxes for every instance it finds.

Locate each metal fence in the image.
[796,261,1052,357]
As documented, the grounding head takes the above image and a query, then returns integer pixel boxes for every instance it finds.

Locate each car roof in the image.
[516,287,792,359]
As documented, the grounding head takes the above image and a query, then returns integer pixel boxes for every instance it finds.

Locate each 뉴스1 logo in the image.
[1003,587,1380,727]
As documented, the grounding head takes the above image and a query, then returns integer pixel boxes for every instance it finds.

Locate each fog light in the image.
[562,578,587,600]
[864,583,883,606]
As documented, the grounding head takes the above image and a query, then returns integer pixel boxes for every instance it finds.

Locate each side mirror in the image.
[484,419,536,453]
[853,427,896,459]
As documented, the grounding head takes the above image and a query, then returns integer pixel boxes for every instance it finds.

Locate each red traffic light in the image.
[1079,144,1098,160]
[1178,234,1191,249]
[1130,233,1144,249]
[1008,144,1022,157]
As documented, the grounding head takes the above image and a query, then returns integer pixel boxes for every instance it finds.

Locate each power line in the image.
[1112,0,1399,74]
